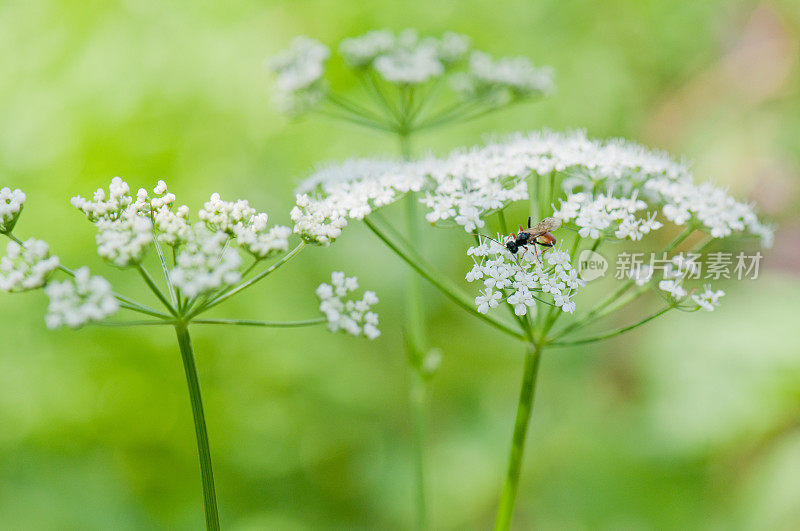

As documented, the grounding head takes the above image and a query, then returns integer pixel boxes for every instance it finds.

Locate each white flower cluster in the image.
[0,187,26,233]
[95,211,153,267]
[199,193,291,259]
[644,178,773,244]
[269,36,330,114]
[170,224,243,298]
[339,29,469,84]
[628,255,725,312]
[293,130,773,247]
[467,237,584,316]
[690,285,725,312]
[73,178,293,278]
[234,217,292,259]
[554,192,663,240]
[0,238,60,292]
[452,51,555,103]
[657,255,726,312]
[292,159,427,244]
[44,267,119,328]
[316,271,380,339]
[71,177,133,221]
[199,193,257,233]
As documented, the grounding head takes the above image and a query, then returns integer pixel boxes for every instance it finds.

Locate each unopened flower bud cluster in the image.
[44,267,119,329]
[0,187,27,233]
[0,238,60,292]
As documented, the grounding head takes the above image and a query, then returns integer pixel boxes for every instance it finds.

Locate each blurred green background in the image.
[2,0,800,529]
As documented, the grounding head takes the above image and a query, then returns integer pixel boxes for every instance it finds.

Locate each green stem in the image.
[404,192,429,530]
[152,229,177,307]
[137,264,177,316]
[327,92,390,124]
[189,242,306,318]
[556,227,694,338]
[174,325,220,531]
[399,133,412,160]
[92,320,173,327]
[191,317,326,327]
[494,341,543,531]
[314,108,396,133]
[549,305,673,346]
[410,367,428,531]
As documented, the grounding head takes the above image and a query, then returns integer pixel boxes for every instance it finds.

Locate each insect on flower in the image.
[474,216,562,263]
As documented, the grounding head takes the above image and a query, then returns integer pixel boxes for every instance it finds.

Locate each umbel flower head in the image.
[268,29,553,122]
[292,129,773,315]
[1,178,381,335]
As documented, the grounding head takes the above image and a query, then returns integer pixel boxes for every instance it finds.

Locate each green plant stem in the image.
[174,324,219,531]
[410,367,428,531]
[327,92,390,124]
[549,305,673,346]
[399,133,412,160]
[93,320,173,327]
[556,227,694,339]
[137,264,177,316]
[367,69,404,123]
[152,231,177,306]
[192,317,326,327]
[189,242,306,317]
[494,339,543,531]
[403,193,429,530]
[363,216,523,340]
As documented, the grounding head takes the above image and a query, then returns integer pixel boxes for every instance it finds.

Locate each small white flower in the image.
[475,288,502,314]
[317,271,379,339]
[44,267,118,328]
[0,238,60,291]
[658,279,687,300]
[628,264,653,286]
[691,284,725,311]
[0,187,26,233]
